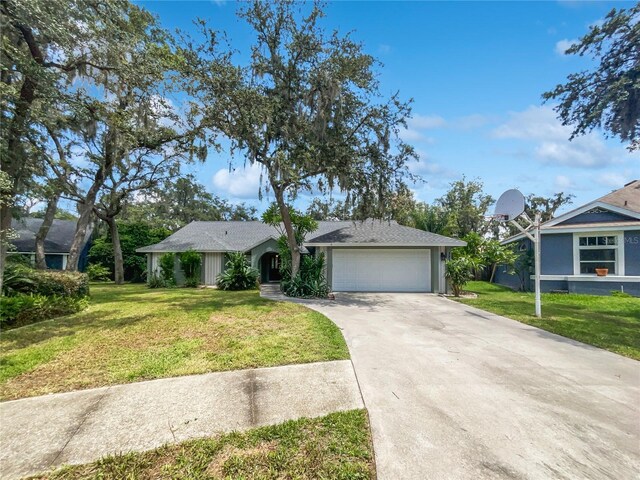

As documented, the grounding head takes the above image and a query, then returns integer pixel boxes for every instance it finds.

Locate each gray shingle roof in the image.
[598,179,640,213]
[137,221,271,253]
[306,220,467,246]
[137,220,465,253]
[11,218,83,254]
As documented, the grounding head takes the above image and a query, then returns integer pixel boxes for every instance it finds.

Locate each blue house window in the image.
[577,235,618,274]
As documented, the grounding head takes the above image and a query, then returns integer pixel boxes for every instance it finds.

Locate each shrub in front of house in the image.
[281,253,330,299]
[3,265,89,298]
[445,255,483,297]
[179,249,201,288]
[2,262,36,296]
[159,252,176,286]
[30,270,90,298]
[0,294,88,329]
[147,272,167,289]
[86,264,112,282]
[217,252,259,291]
[1,265,90,329]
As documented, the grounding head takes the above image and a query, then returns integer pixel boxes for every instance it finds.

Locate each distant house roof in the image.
[305,220,467,247]
[137,220,465,253]
[11,218,86,254]
[597,179,640,213]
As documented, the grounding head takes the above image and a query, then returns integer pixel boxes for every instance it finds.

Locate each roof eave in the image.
[500,222,640,245]
[305,241,466,247]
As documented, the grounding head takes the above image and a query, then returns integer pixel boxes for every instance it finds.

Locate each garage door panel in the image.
[332,249,430,292]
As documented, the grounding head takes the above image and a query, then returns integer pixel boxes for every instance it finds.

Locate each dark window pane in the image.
[588,237,597,246]
[579,237,587,246]
[580,249,616,261]
[597,236,607,245]
[607,236,617,245]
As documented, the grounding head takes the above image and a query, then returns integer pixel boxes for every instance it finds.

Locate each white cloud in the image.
[399,128,426,142]
[212,162,264,199]
[400,114,445,143]
[554,175,575,190]
[492,105,624,168]
[408,150,457,180]
[554,38,577,56]
[597,172,631,189]
[408,114,446,130]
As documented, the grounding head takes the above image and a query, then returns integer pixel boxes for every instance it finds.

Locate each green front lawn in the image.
[31,410,374,480]
[0,284,348,401]
[455,281,640,360]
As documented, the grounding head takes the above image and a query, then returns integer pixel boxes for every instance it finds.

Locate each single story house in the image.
[10,218,92,271]
[495,180,640,296]
[137,220,466,293]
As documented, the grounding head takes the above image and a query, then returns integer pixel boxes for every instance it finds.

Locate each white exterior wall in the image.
[150,253,161,276]
[203,252,224,286]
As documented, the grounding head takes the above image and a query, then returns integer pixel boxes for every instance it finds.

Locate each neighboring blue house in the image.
[10,218,92,271]
[495,180,640,296]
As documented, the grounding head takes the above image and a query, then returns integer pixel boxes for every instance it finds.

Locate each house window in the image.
[576,234,621,274]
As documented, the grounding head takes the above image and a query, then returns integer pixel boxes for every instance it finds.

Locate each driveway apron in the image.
[302,293,640,480]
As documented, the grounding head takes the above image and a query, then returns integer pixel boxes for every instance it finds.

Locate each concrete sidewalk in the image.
[0,360,363,480]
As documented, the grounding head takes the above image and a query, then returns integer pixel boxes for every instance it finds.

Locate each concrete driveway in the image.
[303,293,640,480]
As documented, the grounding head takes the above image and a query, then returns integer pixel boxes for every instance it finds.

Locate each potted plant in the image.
[595,267,609,276]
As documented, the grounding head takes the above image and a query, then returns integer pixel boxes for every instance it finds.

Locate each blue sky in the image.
[139,0,639,215]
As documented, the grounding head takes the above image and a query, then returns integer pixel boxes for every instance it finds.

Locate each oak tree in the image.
[190,0,416,277]
[543,4,640,150]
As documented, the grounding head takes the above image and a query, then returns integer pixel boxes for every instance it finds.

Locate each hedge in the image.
[0,294,88,329]
[1,268,90,329]
[30,270,90,298]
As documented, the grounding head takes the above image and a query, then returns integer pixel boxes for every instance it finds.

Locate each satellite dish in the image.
[494,189,525,221]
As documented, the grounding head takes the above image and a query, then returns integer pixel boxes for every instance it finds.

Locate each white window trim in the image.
[533,275,640,282]
[572,231,625,276]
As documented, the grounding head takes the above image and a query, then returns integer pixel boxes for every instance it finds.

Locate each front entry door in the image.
[262,252,282,282]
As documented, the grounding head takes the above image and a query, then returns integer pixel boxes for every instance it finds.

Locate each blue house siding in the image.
[538,280,639,296]
[539,280,568,292]
[558,210,635,225]
[567,281,639,297]
[494,266,521,290]
[540,234,573,275]
[78,238,92,272]
[625,231,640,275]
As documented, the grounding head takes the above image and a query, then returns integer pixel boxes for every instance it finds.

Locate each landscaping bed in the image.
[29,410,374,480]
[455,281,640,360]
[0,283,349,400]
[1,263,89,329]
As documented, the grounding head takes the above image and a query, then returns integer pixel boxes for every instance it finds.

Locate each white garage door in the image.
[332,248,431,292]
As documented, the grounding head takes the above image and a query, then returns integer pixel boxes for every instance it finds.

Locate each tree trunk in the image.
[108,216,124,284]
[67,130,117,271]
[489,264,497,284]
[273,187,300,278]
[0,204,11,295]
[66,201,94,271]
[35,193,61,269]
